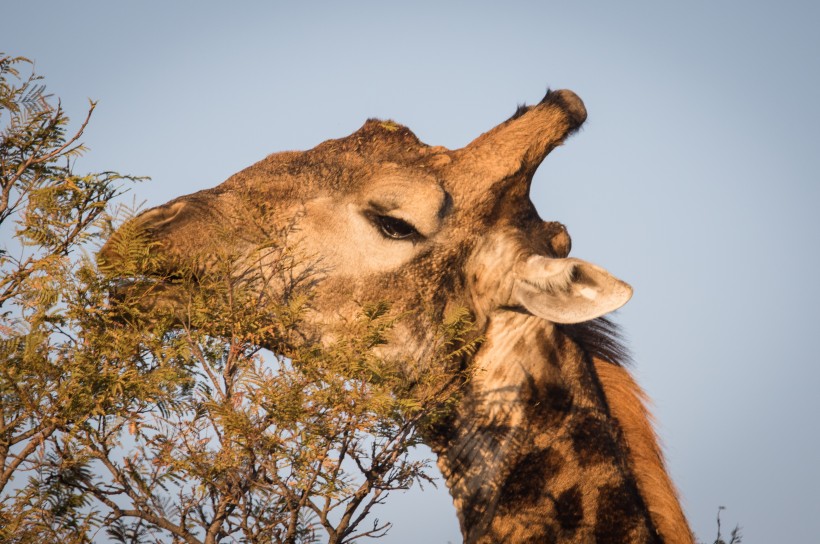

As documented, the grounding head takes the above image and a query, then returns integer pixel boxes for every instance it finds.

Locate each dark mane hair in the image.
[557,316,631,367]
[507,103,531,121]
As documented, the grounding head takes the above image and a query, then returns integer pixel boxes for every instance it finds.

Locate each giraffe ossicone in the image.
[102,89,693,543]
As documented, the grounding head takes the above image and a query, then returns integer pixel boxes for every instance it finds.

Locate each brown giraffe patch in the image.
[554,485,584,535]
[497,446,563,508]
[523,374,574,429]
[594,481,660,544]
[569,412,620,467]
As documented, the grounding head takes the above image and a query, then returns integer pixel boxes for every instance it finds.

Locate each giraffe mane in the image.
[594,358,693,544]
[558,316,630,367]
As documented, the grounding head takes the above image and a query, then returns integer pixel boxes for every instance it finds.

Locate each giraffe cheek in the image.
[466,266,516,321]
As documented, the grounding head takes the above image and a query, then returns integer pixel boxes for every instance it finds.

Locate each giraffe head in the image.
[101,90,631,365]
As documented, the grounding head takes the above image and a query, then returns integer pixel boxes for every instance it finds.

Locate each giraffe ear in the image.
[511,256,632,324]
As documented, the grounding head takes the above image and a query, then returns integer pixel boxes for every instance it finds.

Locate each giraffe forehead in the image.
[355,164,444,203]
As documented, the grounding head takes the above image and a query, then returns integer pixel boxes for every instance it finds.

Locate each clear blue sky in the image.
[4,2,819,542]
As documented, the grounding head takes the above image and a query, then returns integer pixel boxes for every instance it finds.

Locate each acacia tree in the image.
[0,54,474,543]
[0,53,144,541]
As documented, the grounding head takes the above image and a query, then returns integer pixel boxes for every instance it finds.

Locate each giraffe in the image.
[101,89,693,543]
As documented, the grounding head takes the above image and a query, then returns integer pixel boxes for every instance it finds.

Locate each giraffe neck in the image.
[429,313,687,543]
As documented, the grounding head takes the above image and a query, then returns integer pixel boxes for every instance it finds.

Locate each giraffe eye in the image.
[373,214,419,240]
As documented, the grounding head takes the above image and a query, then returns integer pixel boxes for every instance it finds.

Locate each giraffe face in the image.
[101,90,631,364]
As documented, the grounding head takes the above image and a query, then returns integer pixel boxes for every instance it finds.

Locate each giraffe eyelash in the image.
[369,213,421,241]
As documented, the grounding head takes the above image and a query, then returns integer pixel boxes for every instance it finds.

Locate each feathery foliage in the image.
[1,53,143,542]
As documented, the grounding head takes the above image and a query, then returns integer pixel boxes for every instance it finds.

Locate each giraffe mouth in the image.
[101,264,192,314]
